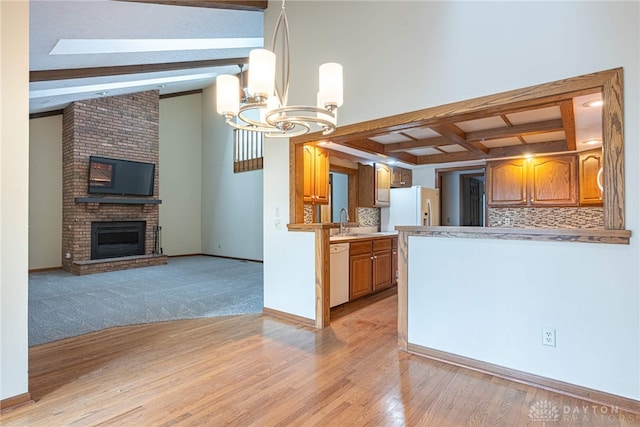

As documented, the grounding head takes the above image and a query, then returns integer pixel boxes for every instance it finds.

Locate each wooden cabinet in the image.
[391,166,412,188]
[358,163,391,207]
[487,154,578,207]
[349,241,373,300]
[303,145,329,205]
[349,237,394,301]
[579,149,603,206]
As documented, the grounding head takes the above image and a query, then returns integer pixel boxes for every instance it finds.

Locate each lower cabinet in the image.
[349,237,395,301]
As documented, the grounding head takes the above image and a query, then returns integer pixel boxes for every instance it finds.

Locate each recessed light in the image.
[524,153,533,159]
[583,99,603,108]
[582,139,601,145]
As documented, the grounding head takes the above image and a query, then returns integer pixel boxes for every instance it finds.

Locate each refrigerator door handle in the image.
[425,199,432,226]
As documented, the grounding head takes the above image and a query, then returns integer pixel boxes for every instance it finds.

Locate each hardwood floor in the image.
[2,292,638,426]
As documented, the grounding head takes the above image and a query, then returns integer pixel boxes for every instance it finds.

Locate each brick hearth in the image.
[62,91,167,275]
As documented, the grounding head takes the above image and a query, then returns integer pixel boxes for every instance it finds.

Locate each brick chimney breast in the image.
[61,90,166,275]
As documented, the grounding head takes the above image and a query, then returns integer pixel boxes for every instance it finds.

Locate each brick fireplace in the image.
[62,90,167,275]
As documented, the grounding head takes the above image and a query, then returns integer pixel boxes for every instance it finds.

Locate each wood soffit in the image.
[294,74,608,167]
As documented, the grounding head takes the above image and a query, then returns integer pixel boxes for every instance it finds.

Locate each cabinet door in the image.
[374,164,391,206]
[579,150,603,205]
[401,168,412,187]
[303,145,315,203]
[391,167,412,188]
[302,145,330,205]
[373,249,392,291]
[487,160,527,206]
[314,146,330,204]
[350,253,373,300]
[530,156,578,206]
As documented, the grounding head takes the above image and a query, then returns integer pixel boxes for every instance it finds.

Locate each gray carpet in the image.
[28,256,263,346]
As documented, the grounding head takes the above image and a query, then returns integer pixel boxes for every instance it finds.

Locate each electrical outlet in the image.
[274,218,283,230]
[542,327,556,347]
[504,217,511,226]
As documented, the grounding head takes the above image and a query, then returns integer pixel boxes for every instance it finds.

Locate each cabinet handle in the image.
[370,256,374,260]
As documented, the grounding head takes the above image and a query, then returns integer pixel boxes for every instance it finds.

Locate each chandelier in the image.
[215,0,343,138]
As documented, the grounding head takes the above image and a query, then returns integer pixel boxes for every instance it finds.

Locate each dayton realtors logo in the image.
[529,400,560,425]
[529,400,634,425]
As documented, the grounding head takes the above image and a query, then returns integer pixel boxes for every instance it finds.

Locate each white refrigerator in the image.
[380,186,440,232]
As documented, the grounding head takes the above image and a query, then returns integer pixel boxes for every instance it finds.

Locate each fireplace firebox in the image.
[91,221,146,260]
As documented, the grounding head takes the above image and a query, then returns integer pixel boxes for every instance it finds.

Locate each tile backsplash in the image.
[488,206,604,229]
[357,207,380,227]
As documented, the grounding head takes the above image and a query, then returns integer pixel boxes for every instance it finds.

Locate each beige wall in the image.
[159,93,203,255]
[1,0,30,401]
[29,115,62,269]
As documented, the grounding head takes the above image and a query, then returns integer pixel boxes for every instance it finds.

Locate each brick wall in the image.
[62,91,166,275]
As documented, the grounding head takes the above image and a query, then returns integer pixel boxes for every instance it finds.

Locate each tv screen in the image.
[88,156,155,196]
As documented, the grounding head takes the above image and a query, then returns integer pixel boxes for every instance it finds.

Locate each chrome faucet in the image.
[339,208,349,235]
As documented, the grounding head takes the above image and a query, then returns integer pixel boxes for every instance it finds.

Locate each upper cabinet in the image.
[358,163,391,207]
[579,149,603,206]
[303,145,329,205]
[487,154,578,207]
[390,166,412,188]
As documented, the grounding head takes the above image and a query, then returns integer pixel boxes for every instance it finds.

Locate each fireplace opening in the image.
[91,221,146,260]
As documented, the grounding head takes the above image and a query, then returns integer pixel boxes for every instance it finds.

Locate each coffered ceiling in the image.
[322,92,603,167]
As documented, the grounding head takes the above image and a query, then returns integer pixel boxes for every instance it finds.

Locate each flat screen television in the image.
[88,156,155,196]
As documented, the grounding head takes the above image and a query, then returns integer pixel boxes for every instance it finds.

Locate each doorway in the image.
[436,167,485,227]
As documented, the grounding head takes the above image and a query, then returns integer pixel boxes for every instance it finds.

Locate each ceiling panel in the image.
[438,145,466,153]
[406,147,442,156]
[506,106,560,125]
[521,131,566,144]
[479,137,522,148]
[455,116,507,132]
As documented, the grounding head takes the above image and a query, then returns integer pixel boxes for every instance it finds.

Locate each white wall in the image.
[263,0,639,400]
[159,94,202,255]
[1,0,29,400]
[263,137,316,320]
[201,85,263,261]
[29,116,62,269]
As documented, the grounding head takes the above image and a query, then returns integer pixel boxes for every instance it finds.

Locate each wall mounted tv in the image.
[88,156,155,196]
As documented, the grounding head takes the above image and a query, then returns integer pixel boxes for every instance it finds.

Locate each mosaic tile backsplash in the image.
[488,207,604,229]
[357,208,380,227]
[303,205,381,227]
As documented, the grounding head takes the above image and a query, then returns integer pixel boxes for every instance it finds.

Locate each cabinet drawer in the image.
[373,238,391,251]
[350,240,373,255]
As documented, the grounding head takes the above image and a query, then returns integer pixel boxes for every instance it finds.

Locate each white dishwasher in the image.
[330,243,350,307]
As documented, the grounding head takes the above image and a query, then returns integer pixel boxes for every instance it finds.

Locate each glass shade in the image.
[319,62,343,108]
[216,74,240,115]
[248,49,276,99]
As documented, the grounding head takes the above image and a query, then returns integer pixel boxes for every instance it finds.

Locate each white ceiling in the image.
[30,0,264,114]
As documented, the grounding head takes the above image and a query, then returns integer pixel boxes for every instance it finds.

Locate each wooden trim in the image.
[0,393,34,413]
[407,343,640,416]
[28,266,63,273]
[30,58,249,82]
[602,68,625,229]
[159,89,202,100]
[397,230,408,351]
[291,68,625,231]
[329,163,358,225]
[262,307,315,328]
[29,109,63,120]
[315,228,331,328]
[114,0,267,11]
[396,227,631,245]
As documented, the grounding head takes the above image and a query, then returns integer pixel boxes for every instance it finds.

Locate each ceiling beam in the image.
[30,58,250,82]
[487,140,569,158]
[465,119,565,142]
[417,152,480,165]
[331,139,418,165]
[114,0,267,11]
[432,124,489,156]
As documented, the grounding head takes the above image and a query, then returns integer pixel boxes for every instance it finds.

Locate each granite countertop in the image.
[329,231,397,243]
